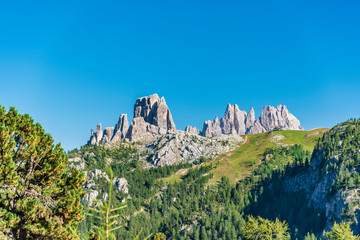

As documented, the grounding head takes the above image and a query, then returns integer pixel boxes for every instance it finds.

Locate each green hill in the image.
[162,128,329,185]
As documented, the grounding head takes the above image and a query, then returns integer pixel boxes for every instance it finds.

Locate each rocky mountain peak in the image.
[185,125,200,135]
[247,105,303,134]
[88,93,177,144]
[202,104,303,137]
[260,105,302,131]
[87,95,303,144]
[111,114,129,143]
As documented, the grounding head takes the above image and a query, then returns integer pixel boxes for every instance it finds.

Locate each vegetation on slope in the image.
[70,128,334,239]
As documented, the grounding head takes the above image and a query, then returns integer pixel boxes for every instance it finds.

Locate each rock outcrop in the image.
[87,93,177,143]
[113,177,129,194]
[88,123,104,145]
[220,104,248,135]
[245,107,255,129]
[185,125,200,135]
[127,94,176,141]
[143,130,243,166]
[247,105,303,134]
[134,94,176,131]
[202,117,222,137]
[87,94,303,144]
[202,104,303,137]
[102,127,114,143]
[111,114,129,143]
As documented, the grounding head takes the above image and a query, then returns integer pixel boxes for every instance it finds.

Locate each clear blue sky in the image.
[1,1,360,150]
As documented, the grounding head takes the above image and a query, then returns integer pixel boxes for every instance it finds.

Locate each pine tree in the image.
[323,222,359,240]
[242,216,290,240]
[0,106,85,239]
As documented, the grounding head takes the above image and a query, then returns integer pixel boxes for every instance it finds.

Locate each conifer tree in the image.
[323,222,359,240]
[242,216,290,240]
[0,106,85,239]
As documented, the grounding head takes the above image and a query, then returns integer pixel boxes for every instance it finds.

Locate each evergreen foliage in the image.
[0,106,85,239]
[323,222,359,240]
[242,216,290,240]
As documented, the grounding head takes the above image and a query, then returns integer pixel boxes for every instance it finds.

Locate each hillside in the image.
[161,128,329,185]
[69,127,334,239]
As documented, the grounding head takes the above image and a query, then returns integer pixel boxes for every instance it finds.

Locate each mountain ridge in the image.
[87,93,303,145]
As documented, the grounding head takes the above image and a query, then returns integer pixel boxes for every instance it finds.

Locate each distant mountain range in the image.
[88,93,303,144]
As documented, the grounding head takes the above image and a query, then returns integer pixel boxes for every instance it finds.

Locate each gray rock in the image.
[126,117,159,141]
[202,104,303,136]
[245,107,255,129]
[84,190,99,207]
[102,127,114,143]
[96,123,103,143]
[247,105,303,134]
[144,130,243,166]
[133,93,176,132]
[126,94,176,141]
[202,117,222,137]
[88,123,104,145]
[111,114,129,142]
[88,94,177,144]
[113,177,129,194]
[220,104,247,135]
[246,119,266,134]
[92,169,110,182]
[185,125,200,135]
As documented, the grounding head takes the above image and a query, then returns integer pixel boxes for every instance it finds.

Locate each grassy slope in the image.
[161,128,329,185]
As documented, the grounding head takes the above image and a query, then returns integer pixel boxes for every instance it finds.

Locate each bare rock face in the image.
[247,105,303,134]
[102,127,114,143]
[84,190,99,207]
[245,107,255,129]
[246,119,266,134]
[88,123,104,145]
[87,94,303,145]
[96,123,103,143]
[144,130,243,166]
[126,117,162,141]
[133,94,176,132]
[111,114,129,142]
[202,117,222,137]
[185,125,200,135]
[87,94,177,144]
[220,104,247,135]
[89,129,97,145]
[202,104,302,137]
[262,105,302,131]
[127,94,176,141]
[113,177,129,194]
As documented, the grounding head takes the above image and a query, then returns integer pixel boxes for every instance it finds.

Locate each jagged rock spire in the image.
[87,93,177,144]
[202,104,302,137]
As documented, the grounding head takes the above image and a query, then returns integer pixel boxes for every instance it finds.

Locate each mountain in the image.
[87,94,303,145]
[278,120,360,233]
[202,104,303,137]
[73,93,360,239]
[70,126,330,239]
[88,94,176,144]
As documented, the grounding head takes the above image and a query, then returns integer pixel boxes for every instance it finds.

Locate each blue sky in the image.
[1,1,360,150]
